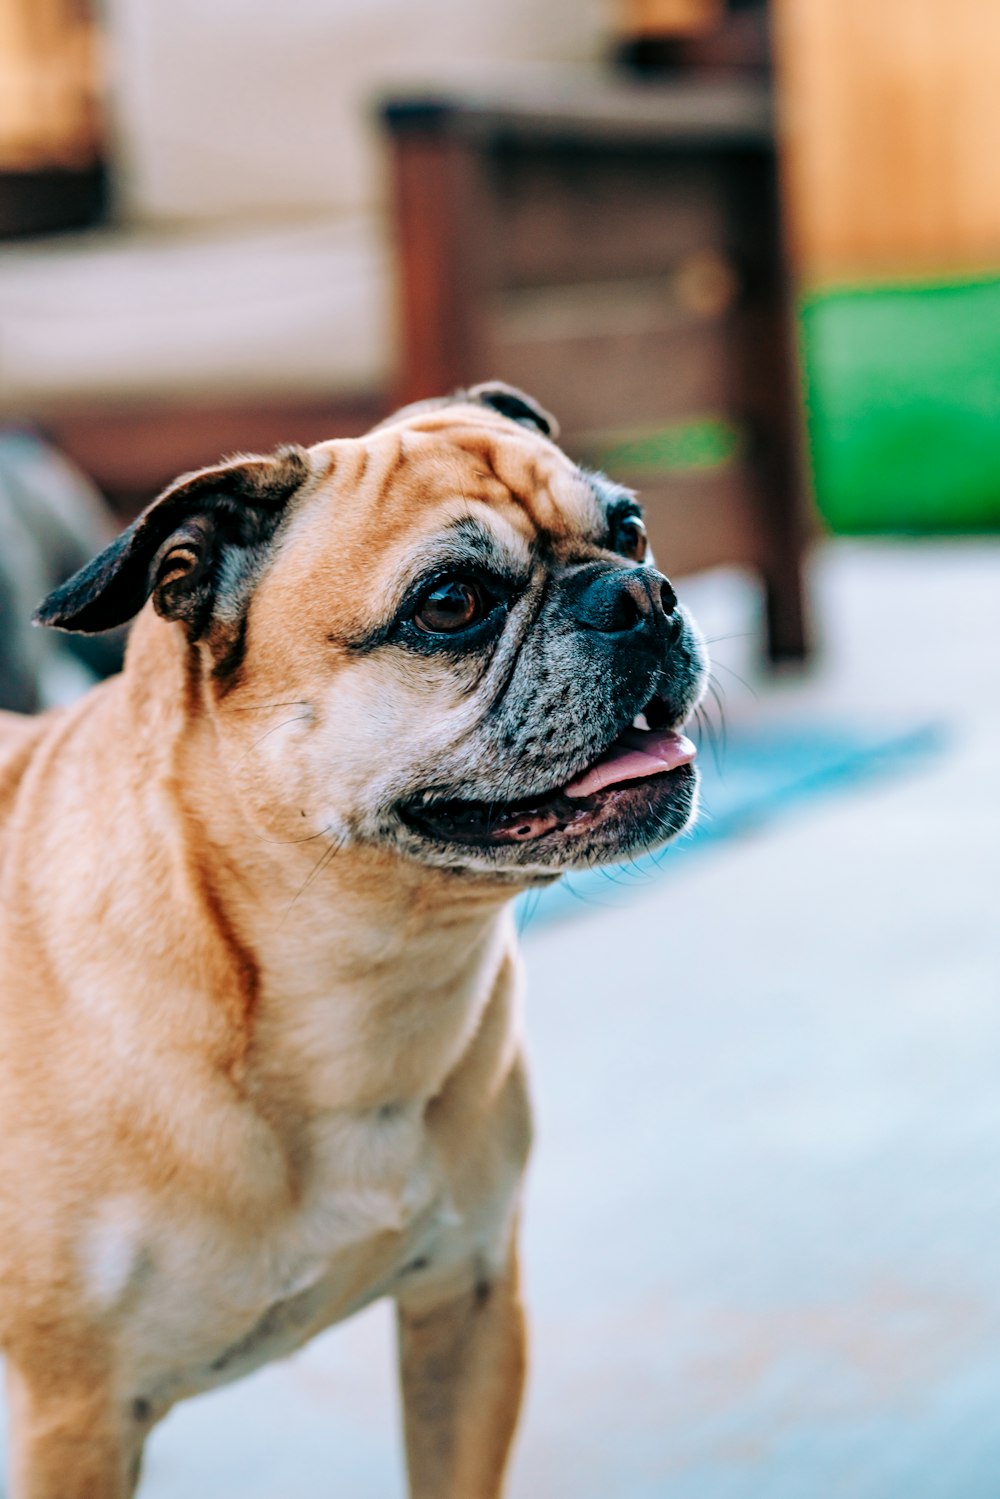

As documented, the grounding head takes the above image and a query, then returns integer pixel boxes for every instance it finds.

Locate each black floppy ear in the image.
[33,447,310,637]
[467,381,559,440]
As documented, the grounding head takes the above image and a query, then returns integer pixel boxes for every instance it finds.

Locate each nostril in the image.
[659,576,678,616]
[568,565,674,635]
[613,583,649,632]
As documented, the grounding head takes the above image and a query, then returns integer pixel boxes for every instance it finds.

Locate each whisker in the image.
[705,677,729,762]
[234,713,312,769]
[251,822,334,848]
[648,830,677,869]
[222,699,311,714]
[559,874,609,910]
[692,702,723,775]
[282,832,346,919]
[709,659,759,702]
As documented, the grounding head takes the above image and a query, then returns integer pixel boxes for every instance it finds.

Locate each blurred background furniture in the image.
[0,0,106,238]
[0,0,610,510]
[0,0,817,667]
[381,65,811,663]
[2,0,997,618]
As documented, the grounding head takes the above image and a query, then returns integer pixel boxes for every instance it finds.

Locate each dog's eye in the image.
[414,578,485,633]
[615,515,648,563]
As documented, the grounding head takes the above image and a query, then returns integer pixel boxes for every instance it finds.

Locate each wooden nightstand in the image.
[380,73,812,662]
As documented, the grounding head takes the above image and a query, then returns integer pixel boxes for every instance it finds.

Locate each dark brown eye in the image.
[414,578,484,633]
[616,515,648,562]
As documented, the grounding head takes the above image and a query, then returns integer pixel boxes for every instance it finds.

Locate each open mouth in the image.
[400,693,697,850]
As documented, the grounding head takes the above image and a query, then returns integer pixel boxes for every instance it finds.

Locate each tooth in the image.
[632,712,651,731]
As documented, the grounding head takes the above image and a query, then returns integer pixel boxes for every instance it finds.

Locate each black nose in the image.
[567,565,678,637]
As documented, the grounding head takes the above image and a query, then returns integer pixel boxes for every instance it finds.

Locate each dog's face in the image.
[38,386,707,884]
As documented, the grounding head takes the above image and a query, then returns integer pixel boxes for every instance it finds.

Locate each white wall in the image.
[104,0,610,225]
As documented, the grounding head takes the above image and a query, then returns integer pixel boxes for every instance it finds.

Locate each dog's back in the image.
[0,710,50,840]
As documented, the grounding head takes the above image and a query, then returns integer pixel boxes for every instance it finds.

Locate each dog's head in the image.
[36,385,707,883]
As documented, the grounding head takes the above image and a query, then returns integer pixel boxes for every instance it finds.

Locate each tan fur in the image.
[0,402,611,1498]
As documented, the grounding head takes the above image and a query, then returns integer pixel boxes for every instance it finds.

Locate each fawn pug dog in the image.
[0,384,706,1499]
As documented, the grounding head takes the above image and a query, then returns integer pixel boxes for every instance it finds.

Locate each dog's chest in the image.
[85,939,515,1408]
[100,1104,462,1404]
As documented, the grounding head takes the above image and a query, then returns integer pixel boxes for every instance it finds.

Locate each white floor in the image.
[3,539,998,1497]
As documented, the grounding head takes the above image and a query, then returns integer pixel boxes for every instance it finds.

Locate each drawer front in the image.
[488,147,733,288]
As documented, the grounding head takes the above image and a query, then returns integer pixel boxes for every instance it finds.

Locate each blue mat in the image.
[517,721,944,930]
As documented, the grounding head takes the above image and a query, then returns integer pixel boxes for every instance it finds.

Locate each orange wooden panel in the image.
[0,0,101,169]
[775,0,1000,279]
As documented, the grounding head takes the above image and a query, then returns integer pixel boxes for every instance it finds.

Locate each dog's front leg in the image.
[396,1242,526,1499]
[5,1358,141,1499]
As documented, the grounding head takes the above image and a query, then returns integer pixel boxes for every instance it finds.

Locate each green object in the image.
[800,275,1000,534]
[590,417,742,477]
[579,276,1000,535]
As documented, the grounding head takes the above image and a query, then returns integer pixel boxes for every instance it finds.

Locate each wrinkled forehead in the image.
[251,407,634,646]
[309,404,607,551]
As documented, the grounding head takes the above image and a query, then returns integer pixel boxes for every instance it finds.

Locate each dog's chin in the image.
[394,721,699,880]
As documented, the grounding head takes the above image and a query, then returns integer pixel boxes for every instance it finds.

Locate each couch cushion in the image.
[105,0,605,223]
[0,215,392,409]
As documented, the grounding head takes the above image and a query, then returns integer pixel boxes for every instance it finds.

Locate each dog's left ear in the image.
[467,381,559,440]
[34,447,310,637]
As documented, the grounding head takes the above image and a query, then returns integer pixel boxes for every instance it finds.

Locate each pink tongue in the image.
[565,727,696,799]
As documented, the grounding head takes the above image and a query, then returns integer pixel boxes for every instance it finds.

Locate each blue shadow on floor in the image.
[517,721,945,930]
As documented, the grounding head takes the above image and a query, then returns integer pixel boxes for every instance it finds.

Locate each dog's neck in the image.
[119,613,517,1111]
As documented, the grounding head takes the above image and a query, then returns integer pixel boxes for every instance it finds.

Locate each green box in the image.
[800,275,1000,534]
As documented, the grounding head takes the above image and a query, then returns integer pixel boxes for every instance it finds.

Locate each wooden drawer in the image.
[487,147,730,288]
